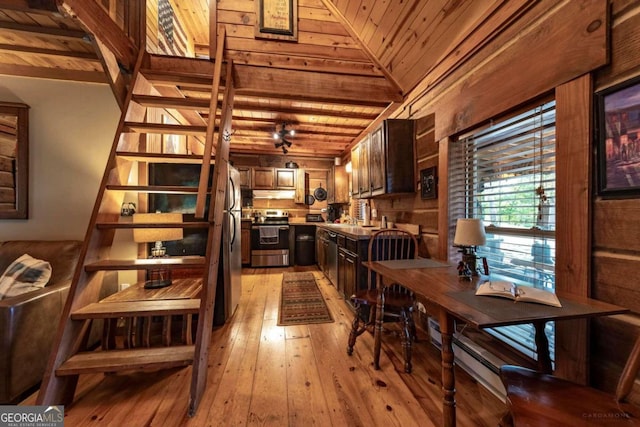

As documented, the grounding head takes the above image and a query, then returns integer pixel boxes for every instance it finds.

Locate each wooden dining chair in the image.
[499,333,640,426]
[346,228,418,373]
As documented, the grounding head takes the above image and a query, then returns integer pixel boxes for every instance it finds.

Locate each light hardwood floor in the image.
[25,267,506,426]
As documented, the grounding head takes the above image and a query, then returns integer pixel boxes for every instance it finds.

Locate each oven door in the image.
[251,225,290,267]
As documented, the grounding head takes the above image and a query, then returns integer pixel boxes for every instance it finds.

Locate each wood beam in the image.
[57,0,137,71]
[0,43,99,60]
[233,64,402,103]
[144,54,400,104]
[0,62,106,82]
[0,21,89,41]
[0,0,57,12]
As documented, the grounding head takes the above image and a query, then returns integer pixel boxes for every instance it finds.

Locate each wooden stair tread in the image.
[115,151,212,163]
[141,70,214,89]
[96,221,208,230]
[132,94,213,110]
[56,346,195,376]
[85,257,206,271]
[123,122,207,135]
[105,185,201,194]
[71,299,201,319]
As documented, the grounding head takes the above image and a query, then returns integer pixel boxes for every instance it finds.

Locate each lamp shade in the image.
[454,218,486,247]
[133,213,183,243]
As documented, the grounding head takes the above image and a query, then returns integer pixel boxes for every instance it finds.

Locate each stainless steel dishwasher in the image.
[317,228,338,286]
[326,230,338,286]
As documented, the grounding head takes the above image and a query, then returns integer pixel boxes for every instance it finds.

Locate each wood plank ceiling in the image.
[0,0,532,158]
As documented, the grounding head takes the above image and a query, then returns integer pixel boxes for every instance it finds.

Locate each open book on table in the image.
[475,281,562,307]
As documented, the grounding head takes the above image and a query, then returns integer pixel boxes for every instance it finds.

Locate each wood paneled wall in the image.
[590,0,640,397]
[347,0,640,388]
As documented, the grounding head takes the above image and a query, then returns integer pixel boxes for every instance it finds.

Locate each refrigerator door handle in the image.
[230,211,237,251]
[229,177,237,211]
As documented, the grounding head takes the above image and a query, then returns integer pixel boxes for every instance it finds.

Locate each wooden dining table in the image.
[365,259,629,427]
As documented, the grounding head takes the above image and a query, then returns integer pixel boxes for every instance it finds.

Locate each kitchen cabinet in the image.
[351,119,415,198]
[251,167,298,190]
[238,166,251,188]
[294,168,308,204]
[252,167,275,189]
[350,142,361,198]
[338,243,358,300]
[275,168,296,189]
[241,220,251,265]
[327,164,349,204]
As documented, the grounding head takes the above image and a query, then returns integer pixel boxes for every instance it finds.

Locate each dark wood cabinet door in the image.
[241,228,251,264]
[351,144,360,198]
[337,248,347,296]
[369,126,386,196]
[344,250,358,302]
[359,135,370,198]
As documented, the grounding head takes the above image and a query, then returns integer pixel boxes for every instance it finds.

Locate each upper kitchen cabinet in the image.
[294,169,308,204]
[351,135,371,198]
[275,168,296,189]
[327,164,349,204]
[351,119,415,199]
[252,167,274,189]
[237,166,251,189]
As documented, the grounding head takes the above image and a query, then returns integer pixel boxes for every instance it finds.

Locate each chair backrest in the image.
[616,333,640,403]
[367,229,418,291]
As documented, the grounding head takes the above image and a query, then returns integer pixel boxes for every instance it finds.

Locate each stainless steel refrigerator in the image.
[219,166,242,322]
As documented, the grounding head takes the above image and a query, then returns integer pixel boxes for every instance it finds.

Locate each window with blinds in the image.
[449,99,556,361]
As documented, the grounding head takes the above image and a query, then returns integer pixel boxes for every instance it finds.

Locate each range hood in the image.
[252,189,295,199]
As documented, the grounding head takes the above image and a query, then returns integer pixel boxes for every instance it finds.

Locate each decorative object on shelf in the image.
[133,212,184,289]
[120,202,136,216]
[255,0,298,42]
[453,218,486,277]
[420,166,437,199]
[284,161,298,168]
[273,122,295,154]
[596,74,640,197]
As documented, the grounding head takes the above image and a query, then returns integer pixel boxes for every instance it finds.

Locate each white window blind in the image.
[448,99,556,361]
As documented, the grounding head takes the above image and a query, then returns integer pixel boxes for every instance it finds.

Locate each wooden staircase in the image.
[37,29,235,416]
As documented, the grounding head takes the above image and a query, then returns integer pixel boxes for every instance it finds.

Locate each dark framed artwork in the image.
[596,75,640,197]
[420,166,437,199]
[255,0,298,41]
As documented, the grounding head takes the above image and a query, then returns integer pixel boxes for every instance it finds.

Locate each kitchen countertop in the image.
[316,223,380,239]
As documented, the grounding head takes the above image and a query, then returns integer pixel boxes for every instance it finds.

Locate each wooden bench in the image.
[500,334,640,426]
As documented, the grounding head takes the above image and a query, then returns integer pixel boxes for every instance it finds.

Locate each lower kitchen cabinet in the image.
[338,246,358,300]
[241,220,251,265]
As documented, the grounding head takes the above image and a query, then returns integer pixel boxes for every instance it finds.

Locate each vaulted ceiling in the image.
[0,0,534,157]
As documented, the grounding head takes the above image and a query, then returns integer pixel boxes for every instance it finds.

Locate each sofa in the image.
[0,240,83,404]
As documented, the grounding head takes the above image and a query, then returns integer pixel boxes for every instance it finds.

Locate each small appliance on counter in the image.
[305,213,324,223]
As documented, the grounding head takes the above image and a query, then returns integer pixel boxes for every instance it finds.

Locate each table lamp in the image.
[453,218,486,276]
[133,212,183,289]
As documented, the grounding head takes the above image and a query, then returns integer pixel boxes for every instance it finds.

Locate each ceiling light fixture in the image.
[273,122,294,154]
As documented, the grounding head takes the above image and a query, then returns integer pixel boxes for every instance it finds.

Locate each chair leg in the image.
[347,304,371,355]
[401,308,413,373]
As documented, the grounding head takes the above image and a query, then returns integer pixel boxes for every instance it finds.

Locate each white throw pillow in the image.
[0,254,52,300]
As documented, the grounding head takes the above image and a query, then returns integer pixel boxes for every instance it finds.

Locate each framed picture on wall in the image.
[596,75,640,197]
[420,166,437,199]
[255,0,298,41]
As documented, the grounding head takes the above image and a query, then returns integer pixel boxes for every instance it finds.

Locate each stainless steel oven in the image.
[251,210,290,267]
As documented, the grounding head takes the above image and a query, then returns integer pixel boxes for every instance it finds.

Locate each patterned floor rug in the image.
[278,272,334,326]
